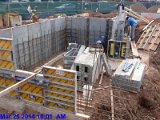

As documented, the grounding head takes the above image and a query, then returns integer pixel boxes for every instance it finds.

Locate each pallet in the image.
[137,23,160,51]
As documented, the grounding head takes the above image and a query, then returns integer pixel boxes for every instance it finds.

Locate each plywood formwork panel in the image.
[0,38,16,71]
[0,67,78,115]
[42,66,77,114]
[0,76,17,97]
[0,38,12,50]
[20,93,44,104]
[0,50,12,61]
[19,83,44,104]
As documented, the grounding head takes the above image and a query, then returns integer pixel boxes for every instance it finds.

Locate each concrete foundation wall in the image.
[0,17,112,70]
[67,17,112,46]
[89,18,107,45]
[0,17,66,70]
[66,17,88,45]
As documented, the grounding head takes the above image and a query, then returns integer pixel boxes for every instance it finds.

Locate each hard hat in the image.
[97,40,102,44]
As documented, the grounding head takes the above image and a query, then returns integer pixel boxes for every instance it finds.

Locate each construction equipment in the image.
[108,2,130,59]
[108,1,149,59]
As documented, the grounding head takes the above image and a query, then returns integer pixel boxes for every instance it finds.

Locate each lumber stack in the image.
[112,59,146,92]
[137,23,160,51]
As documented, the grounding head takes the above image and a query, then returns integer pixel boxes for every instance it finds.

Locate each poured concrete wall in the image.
[89,18,107,45]
[0,17,66,70]
[0,17,112,70]
[66,17,89,45]
[66,17,112,46]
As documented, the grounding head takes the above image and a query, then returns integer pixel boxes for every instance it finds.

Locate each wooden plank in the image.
[131,41,139,57]
[137,29,147,44]
[110,88,114,120]
[124,8,149,23]
[143,20,154,31]
[143,25,157,49]
[138,26,153,48]
[148,26,160,51]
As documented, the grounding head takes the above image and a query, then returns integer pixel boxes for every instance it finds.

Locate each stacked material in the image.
[137,23,160,51]
[72,47,102,91]
[64,45,85,69]
[112,59,146,91]
[3,13,22,27]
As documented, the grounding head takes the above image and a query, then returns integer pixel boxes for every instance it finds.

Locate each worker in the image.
[96,36,107,53]
[117,0,125,10]
[126,16,138,41]
[31,6,39,22]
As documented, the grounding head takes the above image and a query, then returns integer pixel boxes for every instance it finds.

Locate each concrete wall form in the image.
[0,17,112,70]
[89,18,107,45]
[66,17,112,46]
[0,17,66,70]
[66,17,89,46]
[0,67,77,114]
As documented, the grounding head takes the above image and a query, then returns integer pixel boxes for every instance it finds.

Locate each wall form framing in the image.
[0,66,77,114]
[0,16,116,119]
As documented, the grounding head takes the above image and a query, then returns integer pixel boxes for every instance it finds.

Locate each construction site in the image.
[0,1,159,120]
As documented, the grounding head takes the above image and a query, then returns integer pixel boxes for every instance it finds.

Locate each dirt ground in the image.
[148,6,160,13]
[129,4,148,13]
[78,11,116,18]
[135,21,148,43]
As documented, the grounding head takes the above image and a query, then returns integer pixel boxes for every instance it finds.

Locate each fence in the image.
[0,1,159,19]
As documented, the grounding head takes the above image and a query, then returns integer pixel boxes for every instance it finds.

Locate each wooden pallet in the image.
[137,24,160,51]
